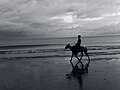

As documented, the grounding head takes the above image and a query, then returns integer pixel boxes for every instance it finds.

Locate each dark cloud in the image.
[0,25,28,38]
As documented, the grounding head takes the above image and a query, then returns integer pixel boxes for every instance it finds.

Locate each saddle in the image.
[73,44,82,51]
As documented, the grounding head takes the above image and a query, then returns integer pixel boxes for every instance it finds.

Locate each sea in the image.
[0,35,120,60]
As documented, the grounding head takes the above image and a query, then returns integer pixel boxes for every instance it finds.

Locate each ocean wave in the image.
[1,44,120,50]
[87,45,120,50]
[1,45,120,54]
[0,44,65,49]
[0,48,65,54]
[0,55,119,62]
[0,50,120,56]
[0,45,120,60]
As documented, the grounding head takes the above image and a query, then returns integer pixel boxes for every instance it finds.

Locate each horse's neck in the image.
[69,45,72,51]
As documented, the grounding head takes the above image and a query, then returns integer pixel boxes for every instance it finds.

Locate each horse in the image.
[65,43,90,69]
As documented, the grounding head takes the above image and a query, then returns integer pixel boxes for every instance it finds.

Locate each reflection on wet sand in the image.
[66,62,90,89]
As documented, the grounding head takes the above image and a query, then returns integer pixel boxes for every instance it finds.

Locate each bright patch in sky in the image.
[63,15,74,23]
[50,14,75,23]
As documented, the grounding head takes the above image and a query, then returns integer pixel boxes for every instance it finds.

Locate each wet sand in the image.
[0,57,120,90]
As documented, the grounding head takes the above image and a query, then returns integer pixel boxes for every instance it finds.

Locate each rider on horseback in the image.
[75,35,81,50]
[65,35,90,69]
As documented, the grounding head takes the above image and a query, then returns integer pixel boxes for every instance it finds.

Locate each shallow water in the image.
[0,35,120,60]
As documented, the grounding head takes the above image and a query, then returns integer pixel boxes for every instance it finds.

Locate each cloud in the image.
[0,0,120,38]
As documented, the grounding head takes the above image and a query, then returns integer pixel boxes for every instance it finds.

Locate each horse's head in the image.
[65,43,70,49]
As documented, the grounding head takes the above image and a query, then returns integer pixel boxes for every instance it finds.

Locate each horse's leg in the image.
[84,52,90,69]
[85,53,90,64]
[87,54,90,64]
[70,54,74,68]
[75,53,84,69]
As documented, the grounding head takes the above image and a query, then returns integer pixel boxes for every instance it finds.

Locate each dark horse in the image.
[65,43,90,69]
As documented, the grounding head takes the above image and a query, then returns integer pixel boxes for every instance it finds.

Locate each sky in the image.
[0,0,120,38]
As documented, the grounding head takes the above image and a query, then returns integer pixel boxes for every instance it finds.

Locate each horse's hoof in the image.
[81,65,84,69]
[85,63,89,68]
[75,65,78,68]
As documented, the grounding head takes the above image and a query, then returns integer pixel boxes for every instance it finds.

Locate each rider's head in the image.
[78,35,81,38]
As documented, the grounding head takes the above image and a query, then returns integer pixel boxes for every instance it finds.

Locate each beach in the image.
[0,0,120,89]
[0,35,120,90]
[0,57,120,90]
